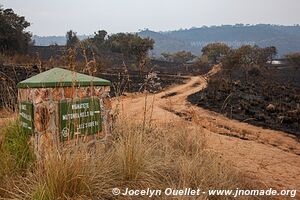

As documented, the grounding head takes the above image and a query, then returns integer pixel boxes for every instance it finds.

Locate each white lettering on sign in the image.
[62,110,99,121]
[21,121,28,128]
[20,112,32,121]
[20,104,27,111]
[71,103,89,110]
[77,121,99,130]
[21,121,31,130]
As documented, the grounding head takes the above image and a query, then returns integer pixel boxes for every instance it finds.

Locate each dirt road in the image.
[113,66,300,192]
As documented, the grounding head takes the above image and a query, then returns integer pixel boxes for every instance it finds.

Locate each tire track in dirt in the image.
[113,66,300,192]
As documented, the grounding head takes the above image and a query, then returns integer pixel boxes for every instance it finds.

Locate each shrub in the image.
[32,153,91,200]
[0,120,34,178]
[1,119,253,200]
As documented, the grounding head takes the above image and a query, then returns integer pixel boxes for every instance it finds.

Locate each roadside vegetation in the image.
[160,51,196,63]
[188,43,300,136]
[0,6,32,55]
[0,118,258,200]
[0,5,299,200]
[0,120,35,182]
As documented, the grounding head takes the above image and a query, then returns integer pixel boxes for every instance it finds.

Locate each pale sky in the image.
[2,0,300,36]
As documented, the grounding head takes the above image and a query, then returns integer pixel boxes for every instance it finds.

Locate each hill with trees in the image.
[33,24,300,57]
[139,24,300,57]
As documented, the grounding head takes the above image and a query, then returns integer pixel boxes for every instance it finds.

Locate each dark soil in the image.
[0,65,40,109]
[29,46,210,76]
[98,72,187,97]
[0,65,187,107]
[161,92,178,99]
[188,66,300,137]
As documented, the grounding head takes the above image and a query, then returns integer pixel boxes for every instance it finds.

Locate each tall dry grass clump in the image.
[0,120,35,179]
[32,153,91,199]
[0,118,254,200]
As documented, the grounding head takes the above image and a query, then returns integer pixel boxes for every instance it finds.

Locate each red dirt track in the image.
[113,66,300,194]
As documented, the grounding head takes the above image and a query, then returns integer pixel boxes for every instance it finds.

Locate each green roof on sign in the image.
[17,67,111,88]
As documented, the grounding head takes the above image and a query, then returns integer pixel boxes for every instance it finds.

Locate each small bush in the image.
[0,119,253,200]
[248,66,261,77]
[0,120,34,178]
[33,153,91,200]
[113,122,165,189]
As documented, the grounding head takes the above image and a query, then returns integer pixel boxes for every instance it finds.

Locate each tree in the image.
[201,43,230,64]
[107,33,127,54]
[66,30,80,49]
[251,46,277,65]
[130,35,154,62]
[285,52,300,67]
[91,30,108,51]
[78,30,108,58]
[93,30,107,44]
[108,33,153,57]
[236,45,258,80]
[285,52,300,81]
[107,33,154,71]
[161,51,195,63]
[161,52,173,62]
[221,49,241,80]
[0,6,32,54]
[264,46,277,64]
[222,45,277,81]
[79,38,94,60]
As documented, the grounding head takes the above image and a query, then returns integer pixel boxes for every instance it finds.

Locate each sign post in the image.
[17,67,111,158]
[59,98,102,141]
[19,101,34,134]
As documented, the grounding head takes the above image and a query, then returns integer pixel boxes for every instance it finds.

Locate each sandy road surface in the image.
[113,66,300,193]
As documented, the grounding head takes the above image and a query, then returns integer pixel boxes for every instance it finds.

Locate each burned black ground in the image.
[188,66,300,137]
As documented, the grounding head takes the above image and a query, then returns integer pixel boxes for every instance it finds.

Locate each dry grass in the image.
[0,120,35,180]
[0,53,257,199]
[0,117,257,200]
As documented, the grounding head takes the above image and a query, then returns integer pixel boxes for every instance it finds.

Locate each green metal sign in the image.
[19,101,34,134]
[59,98,102,141]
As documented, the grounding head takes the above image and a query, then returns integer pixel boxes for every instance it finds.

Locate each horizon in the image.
[32,24,300,37]
[2,0,300,36]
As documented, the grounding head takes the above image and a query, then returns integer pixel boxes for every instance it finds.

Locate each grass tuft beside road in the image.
[0,120,35,179]
[0,119,254,200]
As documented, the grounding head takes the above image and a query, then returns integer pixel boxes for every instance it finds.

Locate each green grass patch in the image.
[0,120,35,179]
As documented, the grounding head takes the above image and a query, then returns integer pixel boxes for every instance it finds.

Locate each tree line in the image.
[0,6,155,64]
[65,29,154,71]
[0,6,32,54]
[1,6,300,72]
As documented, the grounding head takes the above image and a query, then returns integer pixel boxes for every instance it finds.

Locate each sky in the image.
[2,0,300,36]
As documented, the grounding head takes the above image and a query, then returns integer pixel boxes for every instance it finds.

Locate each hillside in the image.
[32,35,90,46]
[32,24,300,57]
[139,24,300,56]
